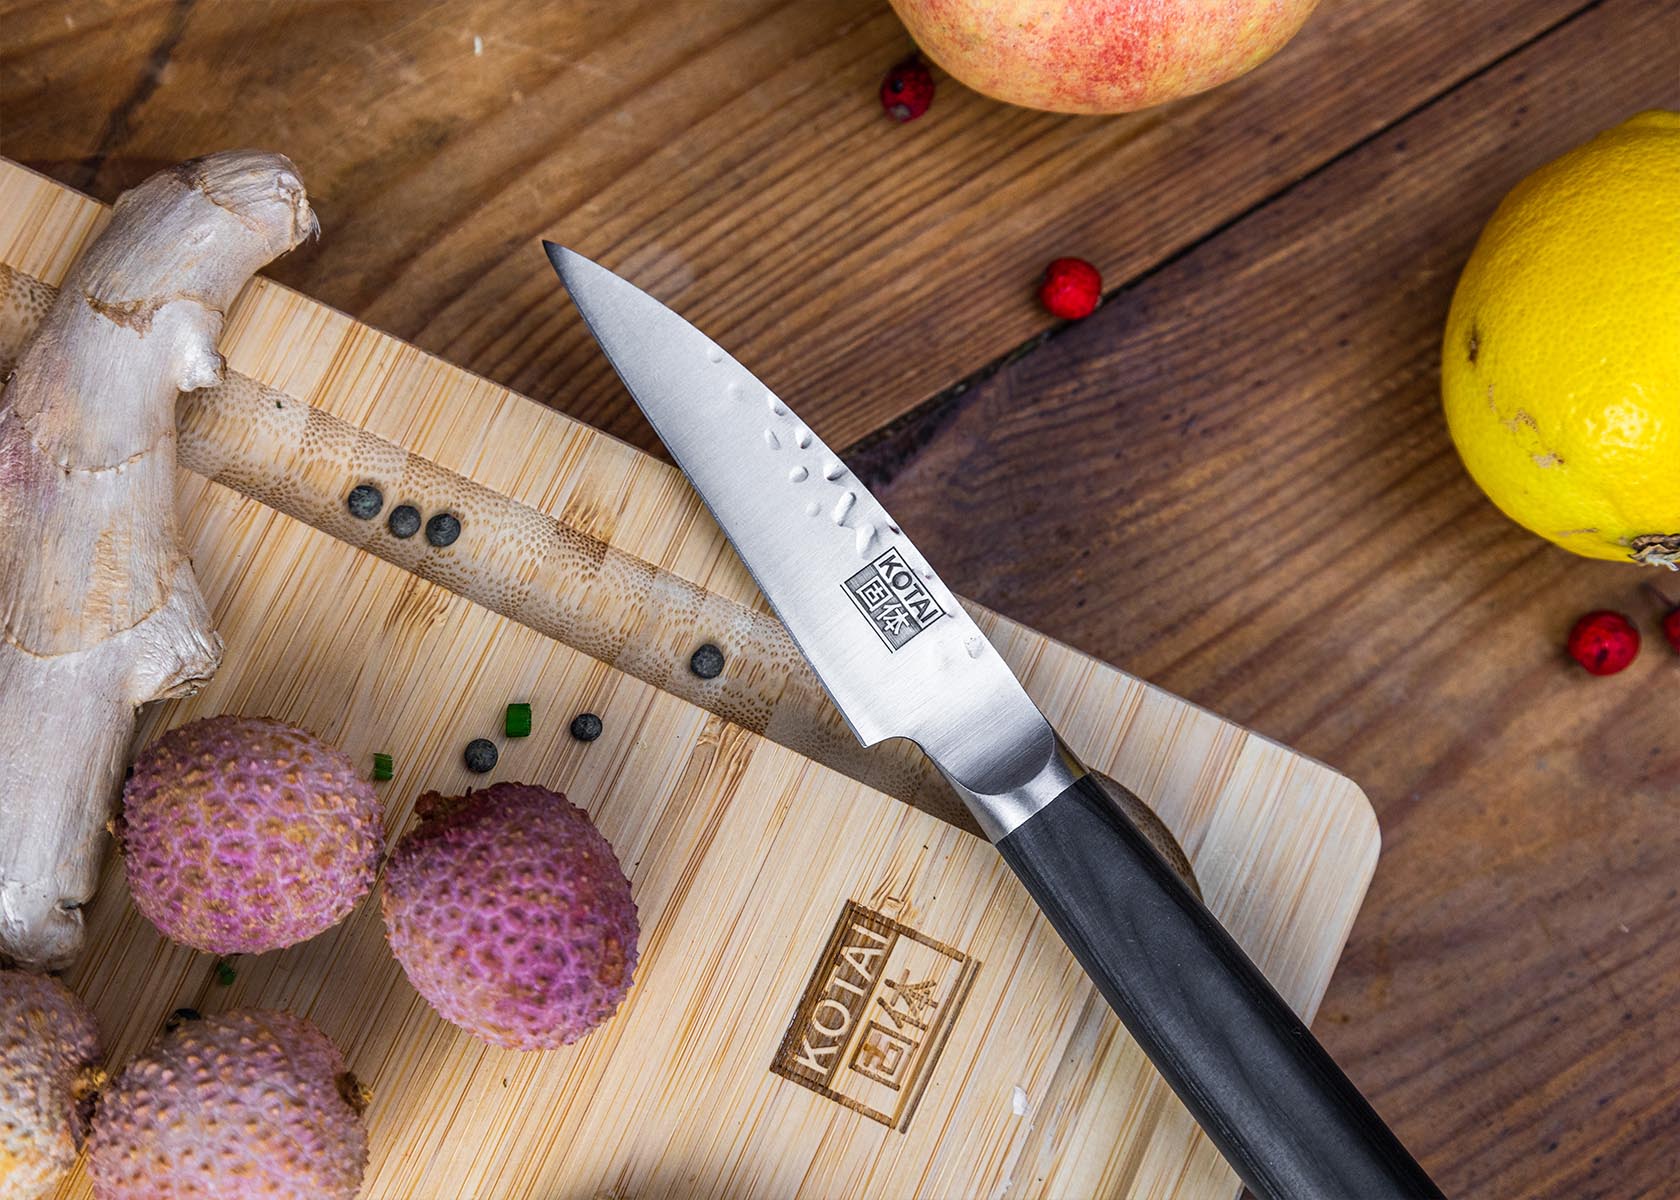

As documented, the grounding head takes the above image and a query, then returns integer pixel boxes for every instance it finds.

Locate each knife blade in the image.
[546,243,1444,1200]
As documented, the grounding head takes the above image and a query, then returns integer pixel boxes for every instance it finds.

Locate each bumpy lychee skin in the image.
[1,970,104,1198]
[87,1009,368,1199]
[382,783,639,1051]
[121,716,383,954]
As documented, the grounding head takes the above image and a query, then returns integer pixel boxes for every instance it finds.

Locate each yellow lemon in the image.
[1441,109,1679,568]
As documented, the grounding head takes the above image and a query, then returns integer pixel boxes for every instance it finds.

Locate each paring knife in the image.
[546,243,1444,1200]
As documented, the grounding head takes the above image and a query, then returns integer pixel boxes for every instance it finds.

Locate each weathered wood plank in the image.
[1,0,1588,452]
[861,3,1680,1196]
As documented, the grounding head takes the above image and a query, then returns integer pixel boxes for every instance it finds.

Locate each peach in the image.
[888,0,1319,114]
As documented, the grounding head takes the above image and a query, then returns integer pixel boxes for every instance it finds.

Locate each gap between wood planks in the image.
[69,0,199,192]
[840,0,1608,490]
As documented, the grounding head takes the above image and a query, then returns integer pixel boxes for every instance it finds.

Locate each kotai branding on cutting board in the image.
[772,902,979,1130]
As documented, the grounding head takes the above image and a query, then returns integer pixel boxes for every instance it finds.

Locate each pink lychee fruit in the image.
[381,783,639,1050]
[120,715,383,954]
[1,969,104,1197]
[87,1008,368,1198]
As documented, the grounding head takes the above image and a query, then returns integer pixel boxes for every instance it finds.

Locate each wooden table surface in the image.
[4,2,1677,1196]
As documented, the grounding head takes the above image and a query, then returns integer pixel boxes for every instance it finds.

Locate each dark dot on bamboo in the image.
[689,643,725,679]
[388,504,421,538]
[426,512,462,546]
[346,484,383,519]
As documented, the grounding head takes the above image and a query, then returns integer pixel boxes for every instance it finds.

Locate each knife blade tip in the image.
[543,242,615,307]
[541,239,571,274]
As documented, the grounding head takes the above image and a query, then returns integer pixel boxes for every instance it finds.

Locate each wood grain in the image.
[6,0,1674,1192]
[1,0,1589,454]
[861,3,1680,1197]
[0,160,1381,1199]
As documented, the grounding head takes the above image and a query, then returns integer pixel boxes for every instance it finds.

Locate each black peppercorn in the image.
[569,712,603,742]
[426,512,462,546]
[388,504,421,538]
[164,1008,202,1032]
[463,738,498,774]
[689,643,725,679]
[346,484,383,519]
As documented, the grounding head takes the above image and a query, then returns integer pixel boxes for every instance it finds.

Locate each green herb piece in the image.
[504,703,532,738]
[214,959,237,986]
[372,752,394,781]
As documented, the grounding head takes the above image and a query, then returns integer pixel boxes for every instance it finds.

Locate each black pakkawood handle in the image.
[996,773,1443,1200]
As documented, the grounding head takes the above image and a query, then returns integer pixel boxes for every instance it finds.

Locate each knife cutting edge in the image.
[545,242,1444,1200]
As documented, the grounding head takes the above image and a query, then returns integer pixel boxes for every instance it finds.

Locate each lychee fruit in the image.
[120,716,383,954]
[1,970,104,1198]
[86,1008,368,1199]
[382,783,639,1051]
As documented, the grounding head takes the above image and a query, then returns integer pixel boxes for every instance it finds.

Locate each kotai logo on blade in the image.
[843,547,946,651]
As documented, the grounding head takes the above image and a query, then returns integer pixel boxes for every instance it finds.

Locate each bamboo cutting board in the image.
[0,160,1380,1200]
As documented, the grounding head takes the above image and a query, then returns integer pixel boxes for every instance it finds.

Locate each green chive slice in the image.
[372,752,394,781]
[505,702,532,738]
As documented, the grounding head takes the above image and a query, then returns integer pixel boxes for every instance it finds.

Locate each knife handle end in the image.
[996,772,1444,1200]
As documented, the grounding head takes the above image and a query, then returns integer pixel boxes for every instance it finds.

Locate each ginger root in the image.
[0,152,315,970]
